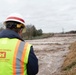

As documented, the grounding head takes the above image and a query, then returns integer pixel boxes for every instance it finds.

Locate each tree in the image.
[37,29,43,36]
[22,24,43,39]
[32,25,37,37]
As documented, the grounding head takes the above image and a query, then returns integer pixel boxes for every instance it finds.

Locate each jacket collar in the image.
[0,29,24,41]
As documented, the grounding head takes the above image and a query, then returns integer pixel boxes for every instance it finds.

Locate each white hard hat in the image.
[4,13,25,27]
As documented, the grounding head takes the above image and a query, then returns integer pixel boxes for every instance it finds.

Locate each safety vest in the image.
[0,38,31,75]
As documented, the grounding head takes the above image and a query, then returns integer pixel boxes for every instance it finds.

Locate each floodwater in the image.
[26,36,76,75]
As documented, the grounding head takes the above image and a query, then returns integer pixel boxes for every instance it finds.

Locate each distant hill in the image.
[65,30,76,34]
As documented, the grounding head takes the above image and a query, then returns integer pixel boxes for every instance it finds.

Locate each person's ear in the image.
[18,29,23,36]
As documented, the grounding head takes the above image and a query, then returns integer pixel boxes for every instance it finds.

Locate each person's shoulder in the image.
[25,42,32,46]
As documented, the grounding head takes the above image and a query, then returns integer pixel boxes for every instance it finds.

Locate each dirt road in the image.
[26,36,76,75]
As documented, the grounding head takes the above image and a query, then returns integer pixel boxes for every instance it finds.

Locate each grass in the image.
[23,33,54,40]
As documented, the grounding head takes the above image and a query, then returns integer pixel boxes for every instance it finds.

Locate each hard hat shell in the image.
[4,13,25,27]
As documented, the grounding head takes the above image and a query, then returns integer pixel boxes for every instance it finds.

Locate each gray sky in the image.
[0,0,76,33]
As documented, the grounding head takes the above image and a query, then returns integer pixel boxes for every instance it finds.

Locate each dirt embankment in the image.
[62,41,76,75]
[26,36,76,75]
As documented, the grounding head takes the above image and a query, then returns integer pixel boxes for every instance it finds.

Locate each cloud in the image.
[0,0,76,32]
[5,0,18,4]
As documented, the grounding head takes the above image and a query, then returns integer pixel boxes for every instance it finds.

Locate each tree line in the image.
[0,24,43,40]
[22,24,43,39]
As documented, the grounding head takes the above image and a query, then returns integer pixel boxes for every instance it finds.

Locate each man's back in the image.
[0,38,31,75]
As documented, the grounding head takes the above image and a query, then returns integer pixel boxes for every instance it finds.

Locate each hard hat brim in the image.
[4,19,25,27]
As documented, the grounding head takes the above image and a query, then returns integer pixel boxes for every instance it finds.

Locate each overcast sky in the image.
[0,0,76,33]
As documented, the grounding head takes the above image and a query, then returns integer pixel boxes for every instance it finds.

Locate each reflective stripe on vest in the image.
[0,38,31,75]
[13,40,31,75]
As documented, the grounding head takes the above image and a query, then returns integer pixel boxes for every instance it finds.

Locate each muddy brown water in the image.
[26,36,76,75]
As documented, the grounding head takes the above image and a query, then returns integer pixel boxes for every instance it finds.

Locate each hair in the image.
[5,21,24,33]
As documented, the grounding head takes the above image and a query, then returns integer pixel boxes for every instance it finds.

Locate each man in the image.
[0,13,38,75]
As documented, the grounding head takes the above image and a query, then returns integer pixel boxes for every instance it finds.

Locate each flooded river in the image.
[26,36,76,75]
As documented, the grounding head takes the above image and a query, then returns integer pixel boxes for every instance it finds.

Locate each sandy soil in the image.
[26,36,76,75]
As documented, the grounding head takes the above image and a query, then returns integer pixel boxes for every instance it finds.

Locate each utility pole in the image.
[62,28,64,34]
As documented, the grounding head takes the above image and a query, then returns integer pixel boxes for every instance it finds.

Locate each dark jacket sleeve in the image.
[27,46,39,75]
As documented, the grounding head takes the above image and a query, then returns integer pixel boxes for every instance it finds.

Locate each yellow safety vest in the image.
[0,38,31,75]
